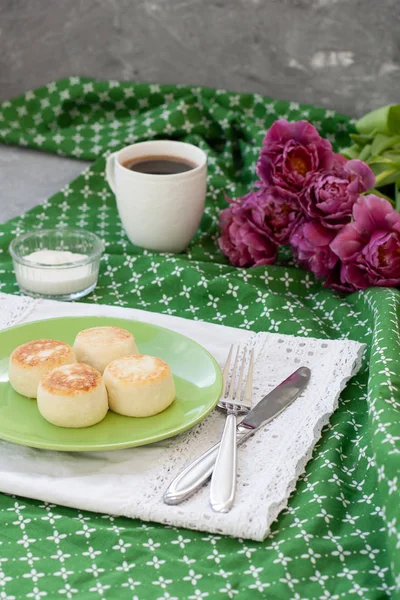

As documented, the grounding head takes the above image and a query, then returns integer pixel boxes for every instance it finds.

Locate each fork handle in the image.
[210,413,237,513]
[163,426,252,505]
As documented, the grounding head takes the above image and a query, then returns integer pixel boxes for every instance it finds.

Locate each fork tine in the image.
[222,345,233,397]
[243,348,254,407]
[227,346,240,401]
[236,347,247,403]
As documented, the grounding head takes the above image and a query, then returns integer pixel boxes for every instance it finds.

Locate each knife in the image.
[163,365,311,505]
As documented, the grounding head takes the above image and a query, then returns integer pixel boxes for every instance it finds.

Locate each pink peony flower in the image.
[218,199,277,268]
[330,195,400,290]
[290,220,338,279]
[257,120,334,193]
[333,153,348,167]
[243,186,302,245]
[300,159,375,230]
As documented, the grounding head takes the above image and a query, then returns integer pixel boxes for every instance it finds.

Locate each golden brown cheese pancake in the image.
[9,339,77,398]
[103,354,175,417]
[37,363,108,428]
[73,326,138,374]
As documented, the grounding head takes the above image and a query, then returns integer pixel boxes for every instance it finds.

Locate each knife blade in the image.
[163,365,311,505]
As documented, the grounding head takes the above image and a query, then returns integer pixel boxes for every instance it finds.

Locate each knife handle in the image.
[163,442,220,505]
[163,367,311,507]
[163,427,252,505]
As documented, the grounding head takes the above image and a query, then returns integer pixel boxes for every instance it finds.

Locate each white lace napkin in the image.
[0,293,364,541]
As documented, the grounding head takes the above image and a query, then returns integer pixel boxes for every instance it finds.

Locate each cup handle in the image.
[106,152,117,194]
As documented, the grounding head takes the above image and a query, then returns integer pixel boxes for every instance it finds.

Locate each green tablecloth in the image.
[0,78,399,599]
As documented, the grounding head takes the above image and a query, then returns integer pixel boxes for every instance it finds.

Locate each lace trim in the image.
[0,294,365,540]
[0,293,40,330]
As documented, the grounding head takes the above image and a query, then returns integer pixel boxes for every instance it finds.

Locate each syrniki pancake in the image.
[37,363,108,428]
[103,354,175,417]
[9,339,77,398]
[73,326,138,374]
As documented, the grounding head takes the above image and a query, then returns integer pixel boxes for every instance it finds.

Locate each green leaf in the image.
[375,168,399,186]
[370,134,400,157]
[368,156,400,169]
[369,156,395,165]
[341,145,361,159]
[349,133,374,145]
[381,150,400,163]
[356,105,400,136]
[358,144,372,161]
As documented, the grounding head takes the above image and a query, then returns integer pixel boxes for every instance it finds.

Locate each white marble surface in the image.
[0,146,91,224]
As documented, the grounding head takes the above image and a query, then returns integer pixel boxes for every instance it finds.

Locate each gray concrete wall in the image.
[0,0,399,117]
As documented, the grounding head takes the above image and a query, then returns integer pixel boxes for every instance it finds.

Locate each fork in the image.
[209,345,254,513]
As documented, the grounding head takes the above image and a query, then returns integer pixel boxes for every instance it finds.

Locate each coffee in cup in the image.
[106,140,207,253]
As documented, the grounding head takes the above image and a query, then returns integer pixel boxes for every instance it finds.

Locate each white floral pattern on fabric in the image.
[0,294,364,541]
[0,78,398,599]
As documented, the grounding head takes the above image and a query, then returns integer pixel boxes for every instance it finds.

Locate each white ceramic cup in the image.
[106,140,207,253]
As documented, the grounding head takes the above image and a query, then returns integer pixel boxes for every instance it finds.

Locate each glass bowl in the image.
[9,228,104,301]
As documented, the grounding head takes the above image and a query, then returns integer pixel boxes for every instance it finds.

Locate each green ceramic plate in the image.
[0,316,222,452]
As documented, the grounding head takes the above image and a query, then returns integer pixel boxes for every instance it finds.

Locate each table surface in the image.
[0,145,90,223]
[0,81,398,598]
